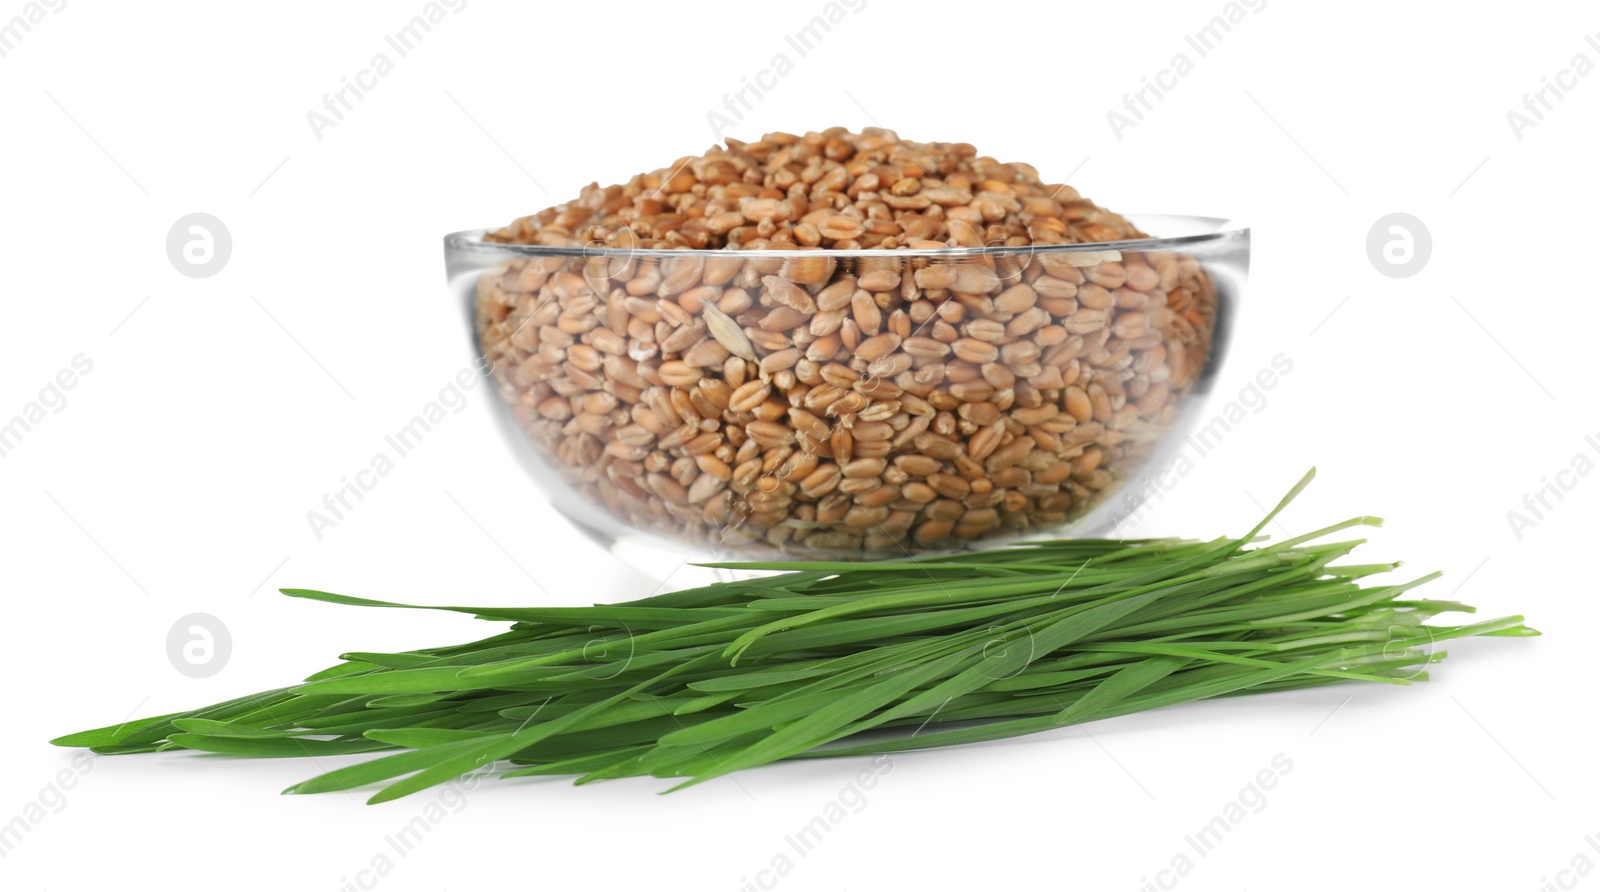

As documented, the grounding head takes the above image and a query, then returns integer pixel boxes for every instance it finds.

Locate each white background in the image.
[2,1,1594,889]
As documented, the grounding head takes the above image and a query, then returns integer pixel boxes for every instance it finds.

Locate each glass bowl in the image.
[445,214,1247,572]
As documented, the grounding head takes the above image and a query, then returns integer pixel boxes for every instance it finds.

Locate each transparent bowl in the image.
[446,214,1247,573]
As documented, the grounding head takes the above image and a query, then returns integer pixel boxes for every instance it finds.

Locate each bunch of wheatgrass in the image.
[53,471,1535,803]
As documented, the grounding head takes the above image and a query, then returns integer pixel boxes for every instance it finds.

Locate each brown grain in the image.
[475,127,1218,556]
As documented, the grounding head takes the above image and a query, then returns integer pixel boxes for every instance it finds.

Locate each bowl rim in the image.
[443,214,1249,260]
